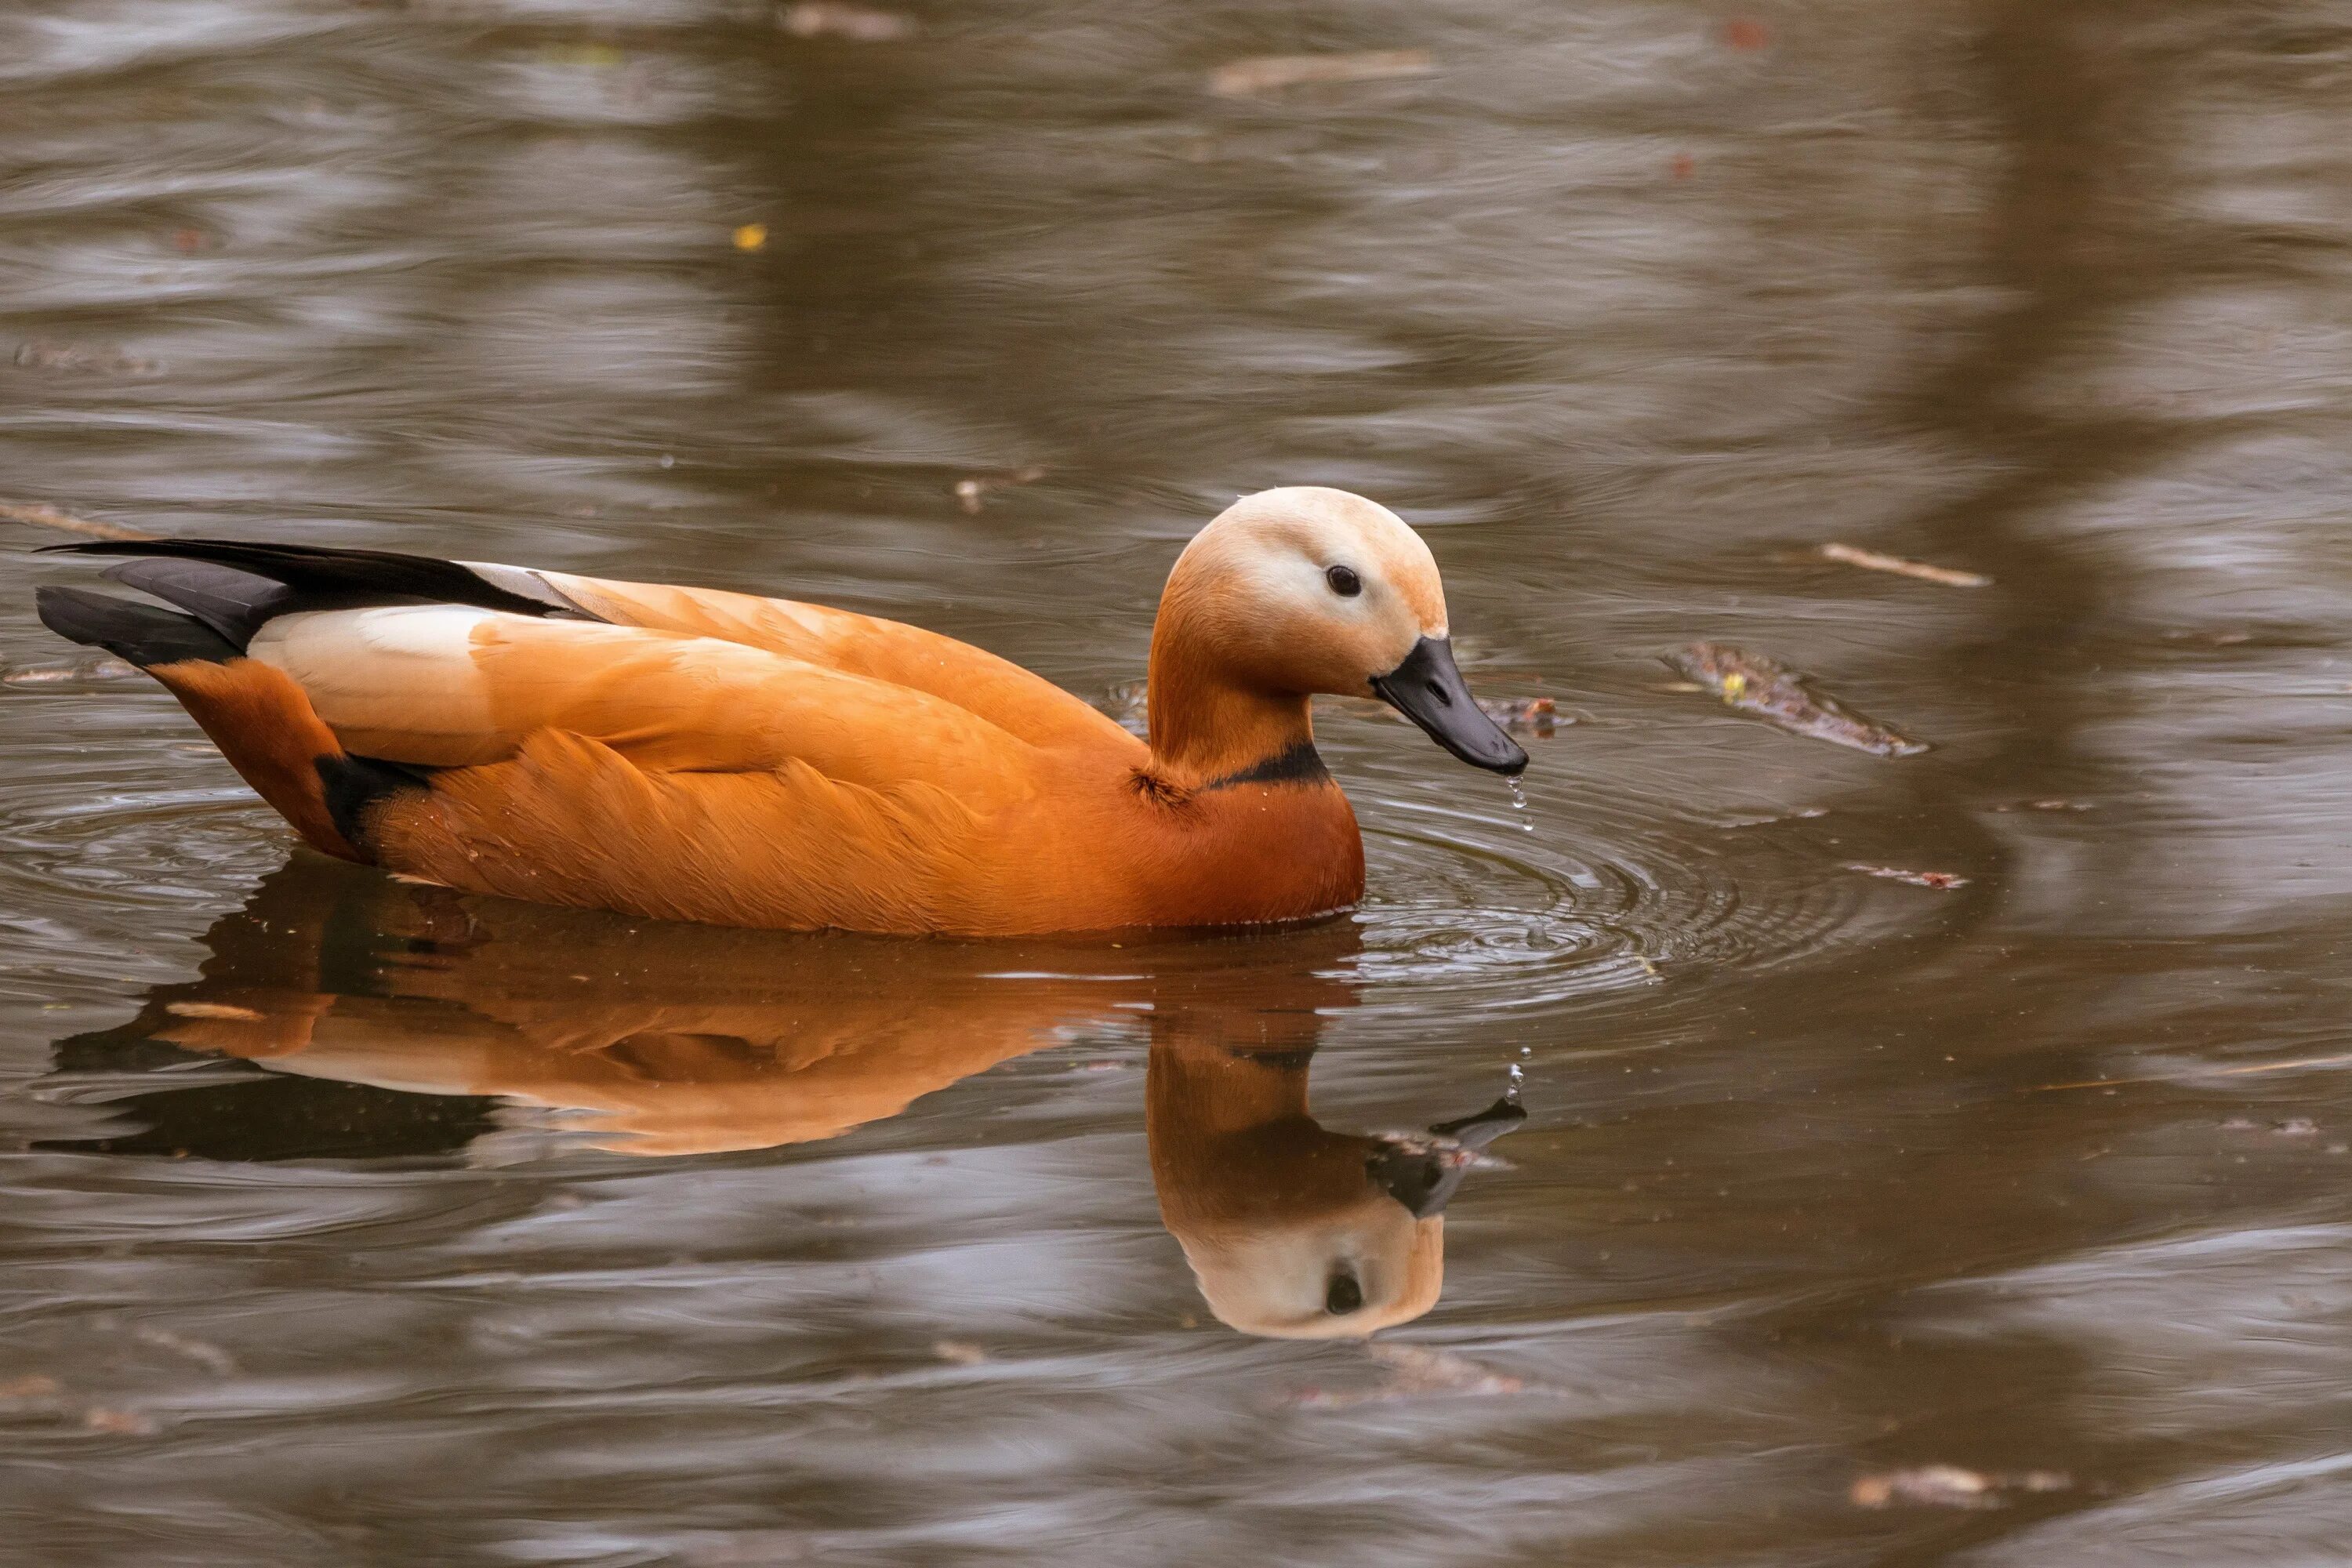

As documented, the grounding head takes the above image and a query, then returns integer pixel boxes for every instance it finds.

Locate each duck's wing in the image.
[246,604,1047,800]
[38,541,1086,927]
[526,569,1139,753]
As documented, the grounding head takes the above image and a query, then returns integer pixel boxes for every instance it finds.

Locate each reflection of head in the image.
[1172,1190,1446,1340]
[1147,1037,1518,1340]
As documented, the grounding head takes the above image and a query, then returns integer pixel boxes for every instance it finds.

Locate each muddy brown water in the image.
[5,2,2352,1563]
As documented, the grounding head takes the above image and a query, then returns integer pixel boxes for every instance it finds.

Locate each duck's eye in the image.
[1325,1271,1363,1315]
[1325,564,1363,597]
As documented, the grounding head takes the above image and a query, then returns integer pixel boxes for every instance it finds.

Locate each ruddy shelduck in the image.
[35,486,1526,935]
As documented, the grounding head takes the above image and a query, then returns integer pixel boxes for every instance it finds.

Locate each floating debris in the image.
[1664,643,1926,757]
[1817,542,1989,589]
[1992,798,2093,813]
[0,499,154,542]
[1207,50,1436,98]
[1478,695,1560,736]
[731,223,768,252]
[13,340,162,377]
[779,3,915,41]
[1845,864,1969,891]
[0,1375,63,1403]
[953,465,1047,514]
[931,1340,988,1367]
[1850,1465,2071,1510]
[1722,18,1773,51]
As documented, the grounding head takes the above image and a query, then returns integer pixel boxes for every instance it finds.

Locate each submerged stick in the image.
[1817,542,1990,588]
[0,499,154,542]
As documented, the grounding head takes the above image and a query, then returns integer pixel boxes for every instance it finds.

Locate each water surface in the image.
[5,2,2351,1563]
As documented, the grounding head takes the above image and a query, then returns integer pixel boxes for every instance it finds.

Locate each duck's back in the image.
[530,569,1142,755]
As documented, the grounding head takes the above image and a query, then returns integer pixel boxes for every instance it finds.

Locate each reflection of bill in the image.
[60,853,1517,1336]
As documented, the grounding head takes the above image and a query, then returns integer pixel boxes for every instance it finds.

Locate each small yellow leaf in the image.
[732,223,768,252]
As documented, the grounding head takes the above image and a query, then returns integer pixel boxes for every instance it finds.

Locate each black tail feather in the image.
[100,558,296,651]
[43,538,591,627]
[35,586,241,667]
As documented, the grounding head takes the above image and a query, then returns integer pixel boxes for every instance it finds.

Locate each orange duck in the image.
[34,486,1526,935]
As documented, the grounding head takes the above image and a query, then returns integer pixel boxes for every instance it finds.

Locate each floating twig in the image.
[1817,543,1989,588]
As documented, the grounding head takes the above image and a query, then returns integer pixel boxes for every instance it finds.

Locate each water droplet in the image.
[1505,777,1531,829]
[1505,1061,1525,1102]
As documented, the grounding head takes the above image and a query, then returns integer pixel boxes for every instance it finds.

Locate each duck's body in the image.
[36,488,1523,935]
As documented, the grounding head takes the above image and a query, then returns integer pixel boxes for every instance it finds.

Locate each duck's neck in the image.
[1145,612,1320,789]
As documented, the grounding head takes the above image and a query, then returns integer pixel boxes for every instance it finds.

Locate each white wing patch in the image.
[250,606,509,766]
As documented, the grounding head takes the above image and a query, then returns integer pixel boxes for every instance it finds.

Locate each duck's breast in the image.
[1067,772,1364,929]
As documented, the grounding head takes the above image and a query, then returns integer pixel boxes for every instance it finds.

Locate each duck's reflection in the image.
[56,855,1518,1335]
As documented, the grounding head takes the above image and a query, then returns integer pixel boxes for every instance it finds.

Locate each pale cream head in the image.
[1162,486,1450,699]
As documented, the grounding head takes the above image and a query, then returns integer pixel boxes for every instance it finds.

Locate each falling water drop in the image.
[1505,1060,1525,1101]
[1505,776,1531,830]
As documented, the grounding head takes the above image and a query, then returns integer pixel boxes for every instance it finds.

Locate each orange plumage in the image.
[34,487,1525,935]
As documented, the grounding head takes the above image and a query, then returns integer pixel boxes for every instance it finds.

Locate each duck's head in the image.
[1152,487,1527,775]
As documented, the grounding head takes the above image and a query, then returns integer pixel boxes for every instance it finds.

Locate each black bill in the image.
[1367,1095,1527,1219]
[1368,636,1529,775]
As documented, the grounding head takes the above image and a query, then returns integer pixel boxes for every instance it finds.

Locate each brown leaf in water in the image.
[1817,542,1990,588]
[1850,1465,2071,1510]
[779,3,914,42]
[1208,50,1436,98]
[931,1340,988,1367]
[0,1375,63,1402]
[1664,643,1927,757]
[1845,864,1969,891]
[1722,18,1773,50]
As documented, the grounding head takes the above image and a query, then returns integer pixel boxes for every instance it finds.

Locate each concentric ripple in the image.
[1334,731,1878,1018]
